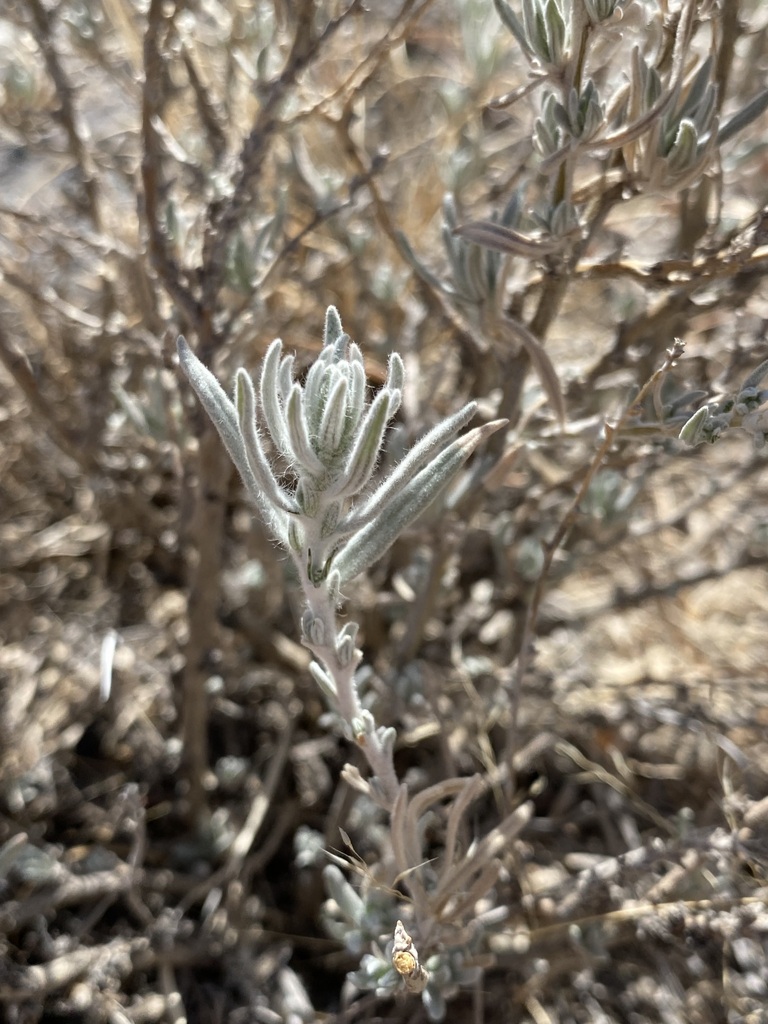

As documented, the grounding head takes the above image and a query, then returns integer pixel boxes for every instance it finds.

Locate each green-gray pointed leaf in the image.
[346,402,477,530]
[236,369,299,515]
[323,306,345,348]
[332,388,391,499]
[177,336,255,491]
[332,420,503,583]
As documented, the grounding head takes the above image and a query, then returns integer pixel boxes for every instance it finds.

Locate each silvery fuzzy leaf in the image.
[288,519,304,553]
[277,352,294,403]
[387,388,402,419]
[295,480,319,517]
[336,629,361,668]
[177,341,254,495]
[309,660,337,700]
[331,331,352,364]
[534,115,560,157]
[543,0,566,66]
[329,388,392,499]
[323,864,365,924]
[320,498,342,538]
[326,569,341,606]
[177,337,247,478]
[286,384,325,475]
[332,420,504,583]
[664,118,698,171]
[336,620,359,647]
[522,0,544,58]
[259,338,294,459]
[304,356,332,429]
[317,374,351,461]
[178,338,289,540]
[493,0,531,58]
[678,405,711,447]
[378,725,396,763]
[346,358,366,430]
[302,610,326,646]
[235,369,299,515]
[323,305,345,348]
[581,87,604,140]
[678,56,714,125]
[343,402,478,533]
[741,358,768,392]
[584,0,620,21]
[387,356,405,395]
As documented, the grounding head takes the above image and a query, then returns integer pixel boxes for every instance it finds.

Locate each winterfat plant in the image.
[177,308,504,809]
[178,309,514,1017]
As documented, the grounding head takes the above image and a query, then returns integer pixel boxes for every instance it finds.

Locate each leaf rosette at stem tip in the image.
[177,306,507,592]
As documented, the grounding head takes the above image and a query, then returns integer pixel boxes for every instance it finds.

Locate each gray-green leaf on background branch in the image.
[679,358,768,451]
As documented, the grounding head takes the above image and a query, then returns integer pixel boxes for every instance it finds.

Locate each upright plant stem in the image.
[181,425,232,820]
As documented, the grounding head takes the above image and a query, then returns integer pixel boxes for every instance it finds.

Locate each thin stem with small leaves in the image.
[503,339,687,784]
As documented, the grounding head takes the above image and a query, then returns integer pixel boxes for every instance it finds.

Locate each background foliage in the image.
[1,1,767,1022]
